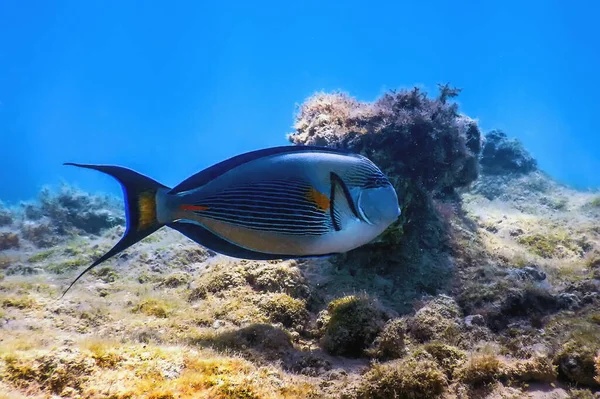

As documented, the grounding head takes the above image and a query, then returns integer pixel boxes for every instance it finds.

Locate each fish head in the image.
[337,156,401,231]
[356,182,401,228]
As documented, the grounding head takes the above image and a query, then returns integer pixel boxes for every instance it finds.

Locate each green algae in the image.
[47,257,88,274]
[131,298,173,319]
[345,357,447,399]
[1,295,37,309]
[322,295,387,357]
[91,266,118,283]
[518,232,581,258]
[589,197,600,208]
[257,293,308,329]
[27,249,55,263]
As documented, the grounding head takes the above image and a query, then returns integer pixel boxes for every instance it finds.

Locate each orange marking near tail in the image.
[180,205,210,211]
[306,187,330,211]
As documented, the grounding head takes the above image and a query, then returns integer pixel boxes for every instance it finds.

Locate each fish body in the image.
[61,145,401,296]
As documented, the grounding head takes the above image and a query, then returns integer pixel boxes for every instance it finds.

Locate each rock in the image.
[508,266,547,282]
[408,295,462,343]
[288,87,482,305]
[557,292,582,311]
[480,130,537,175]
[291,355,332,376]
[522,266,547,281]
[0,232,19,250]
[0,207,13,226]
[554,340,600,387]
[366,318,407,360]
[20,220,57,248]
[211,320,224,329]
[321,295,389,357]
[582,292,600,305]
[464,314,485,329]
[19,185,125,240]
[488,286,559,331]
[5,264,42,275]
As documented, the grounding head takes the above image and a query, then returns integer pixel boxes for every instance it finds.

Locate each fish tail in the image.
[60,163,170,298]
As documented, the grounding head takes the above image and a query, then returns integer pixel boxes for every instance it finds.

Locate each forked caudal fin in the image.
[59,163,170,298]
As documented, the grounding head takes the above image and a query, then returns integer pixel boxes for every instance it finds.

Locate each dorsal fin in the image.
[169,145,353,194]
[329,172,361,231]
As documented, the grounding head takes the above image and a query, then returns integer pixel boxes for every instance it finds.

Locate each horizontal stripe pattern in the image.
[343,158,391,189]
[191,180,333,236]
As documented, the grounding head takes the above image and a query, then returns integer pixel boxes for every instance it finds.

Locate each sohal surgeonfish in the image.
[61,145,401,297]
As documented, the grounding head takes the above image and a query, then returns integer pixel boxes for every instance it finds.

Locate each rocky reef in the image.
[288,85,483,312]
[0,184,124,253]
[1,86,599,398]
[480,130,537,176]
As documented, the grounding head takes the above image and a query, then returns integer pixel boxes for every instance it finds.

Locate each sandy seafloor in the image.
[1,167,599,399]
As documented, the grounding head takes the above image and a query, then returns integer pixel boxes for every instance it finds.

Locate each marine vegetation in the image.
[288,85,483,311]
[479,129,538,175]
[0,203,13,227]
[1,85,600,398]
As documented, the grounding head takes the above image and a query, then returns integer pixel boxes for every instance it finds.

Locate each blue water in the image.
[1,0,599,203]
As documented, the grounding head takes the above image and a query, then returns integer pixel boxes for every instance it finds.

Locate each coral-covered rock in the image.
[321,295,389,357]
[0,203,13,227]
[20,185,124,241]
[289,86,481,194]
[485,285,560,331]
[366,318,407,360]
[190,324,294,363]
[245,261,310,299]
[470,170,551,201]
[413,342,467,378]
[288,85,483,311]
[257,292,309,330]
[345,357,447,399]
[408,295,462,343]
[480,130,537,175]
[3,347,95,395]
[0,232,19,250]
[554,339,600,387]
[454,352,503,387]
[20,220,57,248]
[504,356,558,383]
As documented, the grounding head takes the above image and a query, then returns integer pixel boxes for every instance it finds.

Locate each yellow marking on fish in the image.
[138,191,156,230]
[306,187,330,211]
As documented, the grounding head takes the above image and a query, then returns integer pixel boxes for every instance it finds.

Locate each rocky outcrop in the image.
[480,130,537,175]
[288,85,483,311]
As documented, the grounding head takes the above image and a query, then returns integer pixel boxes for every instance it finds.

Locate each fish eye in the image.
[363,173,391,189]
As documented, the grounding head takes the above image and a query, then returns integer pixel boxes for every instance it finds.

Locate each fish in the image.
[60,145,401,297]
